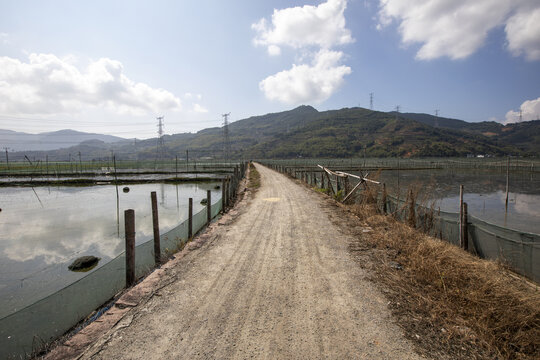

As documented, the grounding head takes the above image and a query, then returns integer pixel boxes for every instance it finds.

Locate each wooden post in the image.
[461,202,469,251]
[407,189,416,228]
[151,191,161,265]
[188,198,193,239]
[207,190,211,224]
[505,156,510,212]
[382,183,387,214]
[222,178,226,212]
[125,209,136,287]
[321,172,324,189]
[459,184,464,247]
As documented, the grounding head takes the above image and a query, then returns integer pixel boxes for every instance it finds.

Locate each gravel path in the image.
[78,164,422,359]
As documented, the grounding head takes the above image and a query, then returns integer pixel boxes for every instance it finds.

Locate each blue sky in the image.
[0,0,539,139]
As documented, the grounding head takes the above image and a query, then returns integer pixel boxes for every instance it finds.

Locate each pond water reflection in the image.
[0,182,220,317]
[376,169,540,234]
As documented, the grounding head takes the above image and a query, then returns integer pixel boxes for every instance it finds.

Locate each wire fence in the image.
[0,163,247,359]
[263,161,540,285]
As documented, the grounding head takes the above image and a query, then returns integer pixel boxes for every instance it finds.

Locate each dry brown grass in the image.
[344,191,540,359]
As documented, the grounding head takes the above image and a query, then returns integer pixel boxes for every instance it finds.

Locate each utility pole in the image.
[435,109,440,128]
[519,109,523,122]
[222,112,231,162]
[395,105,400,121]
[369,92,374,110]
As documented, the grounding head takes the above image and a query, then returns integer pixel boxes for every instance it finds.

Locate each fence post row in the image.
[125,209,136,287]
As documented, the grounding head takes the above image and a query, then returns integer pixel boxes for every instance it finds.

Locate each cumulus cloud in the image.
[505,97,540,123]
[0,53,183,116]
[259,49,351,104]
[506,6,540,60]
[252,0,353,54]
[253,0,354,104]
[377,0,540,61]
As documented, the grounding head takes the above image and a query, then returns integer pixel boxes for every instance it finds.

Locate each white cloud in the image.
[505,6,540,61]
[377,0,540,61]
[252,0,354,53]
[505,97,540,123]
[253,1,354,104]
[259,49,351,104]
[267,44,281,56]
[192,103,208,113]
[0,53,183,116]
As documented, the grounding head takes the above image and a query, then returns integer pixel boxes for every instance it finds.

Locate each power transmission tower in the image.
[519,109,523,122]
[222,112,231,161]
[156,116,165,168]
[435,109,440,128]
[369,92,374,110]
[395,105,400,120]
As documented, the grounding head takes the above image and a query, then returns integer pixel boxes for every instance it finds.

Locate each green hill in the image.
[8,106,538,161]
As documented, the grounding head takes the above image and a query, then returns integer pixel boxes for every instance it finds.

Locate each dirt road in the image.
[78,164,421,359]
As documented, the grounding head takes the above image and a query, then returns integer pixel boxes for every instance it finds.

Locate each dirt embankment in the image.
[53,163,422,360]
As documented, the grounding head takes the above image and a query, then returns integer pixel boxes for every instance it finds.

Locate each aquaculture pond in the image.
[376,168,540,234]
[0,182,221,319]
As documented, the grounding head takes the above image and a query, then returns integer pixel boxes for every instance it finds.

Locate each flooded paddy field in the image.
[0,182,221,319]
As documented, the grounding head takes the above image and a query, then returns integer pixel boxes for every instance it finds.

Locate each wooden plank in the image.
[342,180,363,203]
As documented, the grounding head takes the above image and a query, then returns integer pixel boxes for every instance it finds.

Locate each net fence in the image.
[288,166,539,283]
[0,197,222,359]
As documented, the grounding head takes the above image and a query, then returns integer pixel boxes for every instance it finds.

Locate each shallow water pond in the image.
[0,182,220,318]
[376,169,540,234]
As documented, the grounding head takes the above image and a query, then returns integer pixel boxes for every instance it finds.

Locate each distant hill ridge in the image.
[3,106,539,160]
[0,129,127,151]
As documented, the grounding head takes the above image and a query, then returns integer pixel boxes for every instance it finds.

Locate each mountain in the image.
[0,129,127,151]
[4,106,539,161]
[398,112,540,154]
